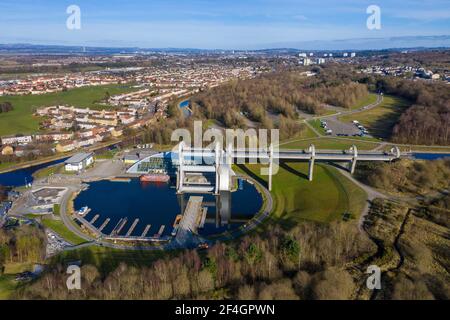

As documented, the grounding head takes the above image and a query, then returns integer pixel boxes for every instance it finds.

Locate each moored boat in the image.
[139,174,170,183]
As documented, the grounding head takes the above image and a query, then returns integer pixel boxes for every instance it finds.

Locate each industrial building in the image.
[64,152,94,172]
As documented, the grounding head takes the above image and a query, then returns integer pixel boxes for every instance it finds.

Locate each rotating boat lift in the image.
[175,142,402,193]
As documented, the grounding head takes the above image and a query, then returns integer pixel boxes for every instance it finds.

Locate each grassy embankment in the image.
[339,95,410,140]
[0,84,138,136]
[298,124,319,139]
[32,164,65,179]
[24,205,86,246]
[307,119,326,135]
[237,162,367,226]
[0,275,17,300]
[40,219,86,245]
[0,262,34,299]
[350,93,378,110]
[94,149,118,160]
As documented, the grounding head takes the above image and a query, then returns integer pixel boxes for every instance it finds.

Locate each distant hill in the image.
[258,35,450,51]
[0,35,449,54]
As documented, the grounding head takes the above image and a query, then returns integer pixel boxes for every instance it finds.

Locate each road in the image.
[59,185,97,244]
[336,168,388,231]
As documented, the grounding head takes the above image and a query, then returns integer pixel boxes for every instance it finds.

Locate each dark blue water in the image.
[74,178,262,237]
[179,99,191,117]
[0,158,68,187]
[179,100,189,108]
[413,153,450,160]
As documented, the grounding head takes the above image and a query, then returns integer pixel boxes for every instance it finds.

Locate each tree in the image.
[0,102,13,113]
[391,275,434,300]
[310,268,355,300]
[237,285,256,300]
[257,279,299,300]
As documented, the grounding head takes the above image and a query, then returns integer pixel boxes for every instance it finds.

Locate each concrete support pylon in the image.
[177,141,185,193]
[350,145,358,175]
[268,143,273,191]
[214,142,220,195]
[226,142,233,166]
[391,146,401,159]
[308,144,316,181]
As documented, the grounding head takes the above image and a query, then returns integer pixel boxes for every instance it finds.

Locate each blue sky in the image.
[0,0,449,49]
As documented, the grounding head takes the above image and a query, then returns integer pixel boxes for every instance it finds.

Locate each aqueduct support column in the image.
[226,142,233,167]
[214,142,220,195]
[350,145,358,175]
[268,143,274,191]
[391,146,401,159]
[308,144,316,181]
[177,141,185,193]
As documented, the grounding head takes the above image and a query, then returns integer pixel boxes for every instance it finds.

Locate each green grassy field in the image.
[299,123,319,138]
[0,84,137,136]
[32,164,65,179]
[41,219,87,245]
[307,119,326,135]
[339,95,410,139]
[94,149,119,160]
[0,275,17,300]
[280,138,378,150]
[350,93,378,110]
[0,261,34,299]
[239,162,367,225]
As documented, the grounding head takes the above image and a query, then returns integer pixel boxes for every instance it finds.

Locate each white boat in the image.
[78,206,90,216]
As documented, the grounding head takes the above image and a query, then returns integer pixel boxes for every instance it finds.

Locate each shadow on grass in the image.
[235,163,268,189]
[279,161,309,181]
[326,161,351,173]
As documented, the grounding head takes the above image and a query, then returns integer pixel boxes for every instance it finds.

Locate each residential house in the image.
[56,140,77,153]
[1,145,14,156]
[1,135,33,145]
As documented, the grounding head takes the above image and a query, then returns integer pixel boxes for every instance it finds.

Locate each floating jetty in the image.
[90,214,100,224]
[141,224,151,237]
[126,219,140,237]
[115,218,128,235]
[98,218,110,232]
[155,225,165,238]
[74,216,168,242]
[110,218,128,236]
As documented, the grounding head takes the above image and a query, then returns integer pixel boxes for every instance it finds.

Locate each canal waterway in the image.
[179,99,192,117]
[0,157,68,187]
[412,153,450,160]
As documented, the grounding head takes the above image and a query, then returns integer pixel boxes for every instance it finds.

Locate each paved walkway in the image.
[336,168,388,231]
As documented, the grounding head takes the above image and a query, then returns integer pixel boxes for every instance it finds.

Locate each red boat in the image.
[140,174,170,183]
